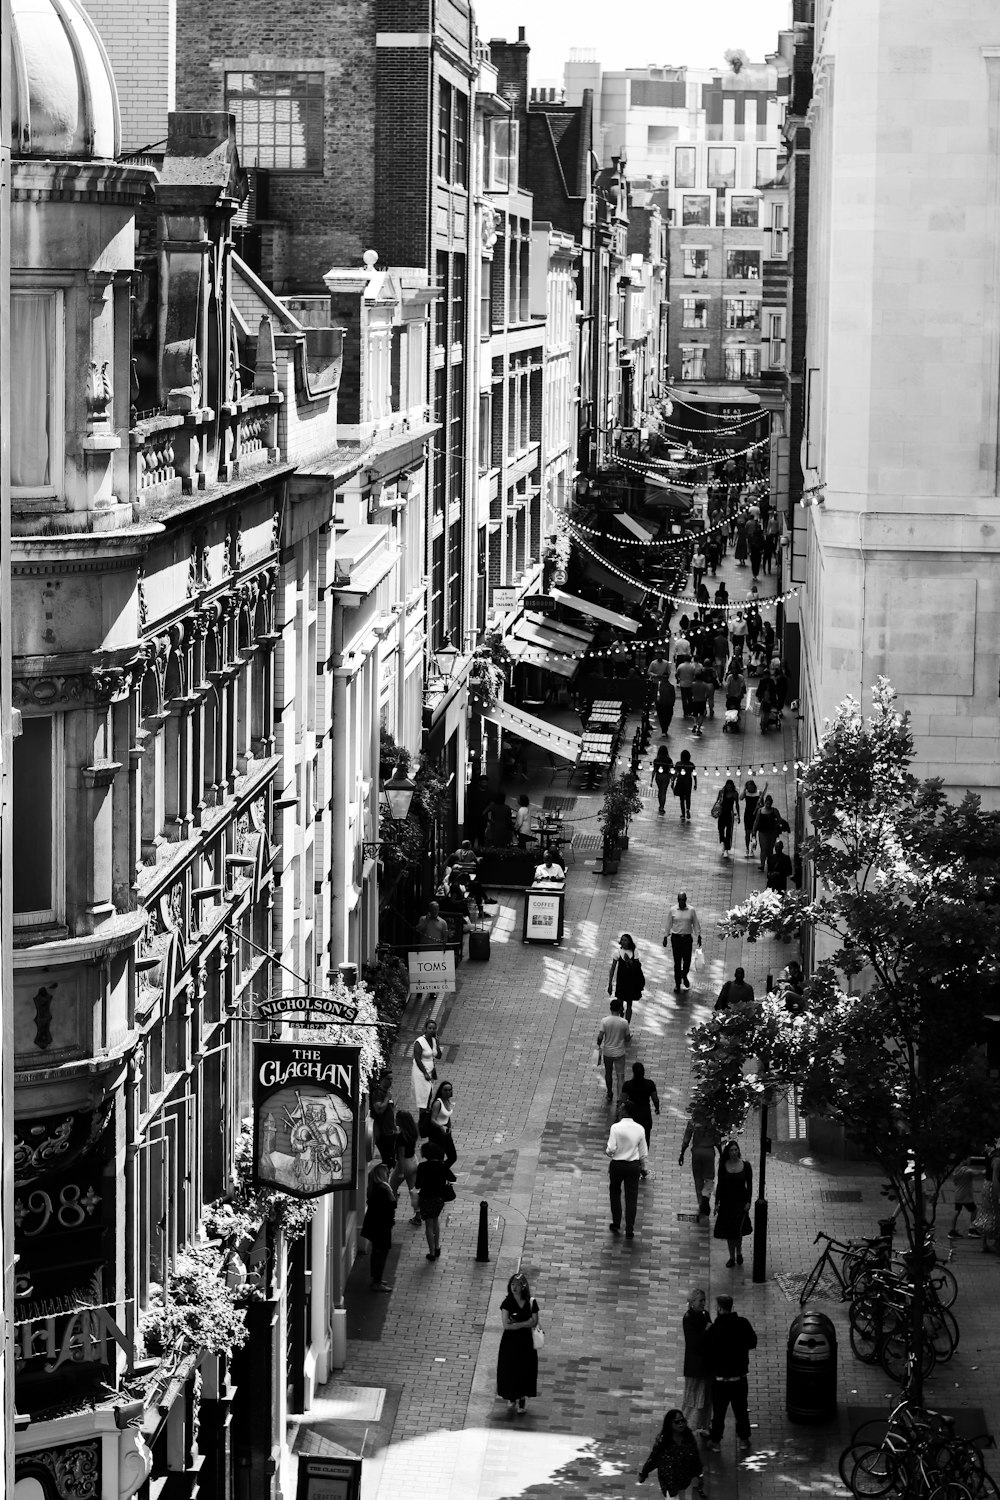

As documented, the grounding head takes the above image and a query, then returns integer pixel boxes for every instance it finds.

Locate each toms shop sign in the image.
[253,1043,360,1197]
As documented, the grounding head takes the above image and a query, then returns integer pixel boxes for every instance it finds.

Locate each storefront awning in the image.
[551,588,639,634]
[514,617,594,653]
[581,557,648,604]
[506,634,577,679]
[616,513,657,541]
[481,700,582,762]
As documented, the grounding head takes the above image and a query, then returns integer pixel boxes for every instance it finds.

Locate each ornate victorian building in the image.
[8,3,432,1494]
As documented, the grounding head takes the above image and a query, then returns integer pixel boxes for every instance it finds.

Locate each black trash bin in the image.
[786,1310,837,1423]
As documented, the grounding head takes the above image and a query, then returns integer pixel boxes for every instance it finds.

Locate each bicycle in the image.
[800,1228,892,1305]
[840,1390,995,1497]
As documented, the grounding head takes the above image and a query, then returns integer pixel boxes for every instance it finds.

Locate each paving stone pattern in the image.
[306,544,1000,1499]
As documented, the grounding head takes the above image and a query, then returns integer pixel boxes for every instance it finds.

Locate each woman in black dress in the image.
[715,779,740,856]
[360,1163,397,1292]
[496,1271,540,1415]
[414,1140,455,1262]
[714,1140,752,1267]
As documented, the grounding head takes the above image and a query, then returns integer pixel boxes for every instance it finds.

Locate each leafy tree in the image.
[689,679,1000,1396]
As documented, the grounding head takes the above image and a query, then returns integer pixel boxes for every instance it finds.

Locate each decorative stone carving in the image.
[480,202,499,252]
[188,527,211,596]
[86,360,114,426]
[33,985,55,1050]
[136,563,149,631]
[118,1429,153,1499]
[13,668,130,710]
[15,1439,101,1499]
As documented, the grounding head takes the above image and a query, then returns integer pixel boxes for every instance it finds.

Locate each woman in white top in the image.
[412,1018,443,1110]
[428,1081,457,1165]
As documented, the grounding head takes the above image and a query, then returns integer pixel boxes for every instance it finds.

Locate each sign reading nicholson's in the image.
[253,1043,360,1197]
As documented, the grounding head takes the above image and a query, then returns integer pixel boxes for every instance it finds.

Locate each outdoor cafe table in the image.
[576,731,615,787]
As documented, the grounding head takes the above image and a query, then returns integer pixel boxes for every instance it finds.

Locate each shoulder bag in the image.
[531,1302,545,1350]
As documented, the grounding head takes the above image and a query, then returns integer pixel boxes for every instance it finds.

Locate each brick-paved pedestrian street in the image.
[295,546,1000,1498]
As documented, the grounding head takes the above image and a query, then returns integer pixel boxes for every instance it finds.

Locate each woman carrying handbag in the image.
[608,932,646,1024]
[497,1271,541,1415]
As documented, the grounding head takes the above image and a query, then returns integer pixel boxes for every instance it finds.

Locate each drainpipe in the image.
[329,603,351,1370]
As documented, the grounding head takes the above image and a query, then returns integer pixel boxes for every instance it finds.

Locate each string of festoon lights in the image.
[637,437,772,471]
[569,514,733,549]
[615,454,770,491]
[660,387,771,428]
[568,526,799,613]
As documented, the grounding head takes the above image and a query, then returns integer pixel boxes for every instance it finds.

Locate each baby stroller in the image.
[722,700,743,734]
[759,700,782,734]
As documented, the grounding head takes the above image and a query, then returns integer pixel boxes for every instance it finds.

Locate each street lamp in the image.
[381,765,416,823]
[742,1054,772,1283]
[432,636,460,684]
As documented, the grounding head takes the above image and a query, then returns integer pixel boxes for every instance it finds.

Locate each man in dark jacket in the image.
[766,840,794,892]
[702,1294,758,1451]
[656,670,677,736]
[715,967,755,1011]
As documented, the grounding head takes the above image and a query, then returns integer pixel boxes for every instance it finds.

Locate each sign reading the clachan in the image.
[253,1042,360,1197]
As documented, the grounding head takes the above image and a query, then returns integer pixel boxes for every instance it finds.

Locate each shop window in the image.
[11,290,63,497]
[225,71,324,171]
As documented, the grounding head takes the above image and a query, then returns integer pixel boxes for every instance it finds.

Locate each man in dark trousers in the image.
[702,1294,758,1452]
[766,839,794,892]
[656,669,677,737]
[715,967,754,1012]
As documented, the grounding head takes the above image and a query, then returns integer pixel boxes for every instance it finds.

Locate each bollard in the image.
[476,1200,490,1262]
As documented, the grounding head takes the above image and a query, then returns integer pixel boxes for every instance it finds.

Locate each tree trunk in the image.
[909,1155,926,1406]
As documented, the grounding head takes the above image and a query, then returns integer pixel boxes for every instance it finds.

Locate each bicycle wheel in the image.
[839,1425,892,1488]
[927,1264,959,1310]
[925,1306,960,1362]
[800,1253,829,1306]
[848,1447,903,1498]
[850,1307,882,1365]
[928,1484,974,1500]
[880,1328,936,1385]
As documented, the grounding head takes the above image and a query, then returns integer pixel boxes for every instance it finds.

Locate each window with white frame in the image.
[725,249,761,281]
[682,297,709,330]
[770,202,787,257]
[765,311,786,369]
[681,195,711,227]
[707,148,735,189]
[680,346,707,381]
[674,146,696,188]
[682,247,709,279]
[11,289,63,497]
[725,298,761,331]
[730,195,759,227]
[488,119,519,191]
[12,714,61,925]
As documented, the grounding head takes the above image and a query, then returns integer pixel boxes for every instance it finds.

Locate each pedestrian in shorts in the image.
[949,1155,981,1238]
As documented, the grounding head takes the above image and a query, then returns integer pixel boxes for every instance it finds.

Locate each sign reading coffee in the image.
[253,1043,360,1197]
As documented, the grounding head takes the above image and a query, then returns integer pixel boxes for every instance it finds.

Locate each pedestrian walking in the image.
[702,661,719,718]
[691,546,707,592]
[414,1139,455,1261]
[608,933,646,1024]
[948,1155,982,1238]
[675,658,697,717]
[714,1141,752,1266]
[390,1109,422,1225]
[596,999,631,1104]
[689,671,709,736]
[714,778,740,855]
[715,967,754,1012]
[656,670,677,737]
[638,1410,706,1499]
[412,1018,443,1112]
[752,794,789,873]
[681,1289,713,1439]
[703,1294,758,1452]
[515,794,532,848]
[606,1100,648,1239]
[679,1113,719,1216]
[496,1271,541,1415]
[622,1061,661,1150]
[361,1163,397,1291]
[766,839,793,892]
[663,892,702,992]
[734,518,749,567]
[652,746,675,815]
[483,792,514,846]
[741,777,761,856]
[426,1081,457,1165]
[973,1139,1000,1253]
[369,1069,397,1166]
[671,751,697,822]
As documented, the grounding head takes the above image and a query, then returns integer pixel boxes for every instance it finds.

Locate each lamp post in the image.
[742,1055,772,1283]
[363,766,417,861]
[432,636,460,685]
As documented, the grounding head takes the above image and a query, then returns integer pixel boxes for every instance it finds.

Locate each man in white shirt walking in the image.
[663,892,702,992]
[606,1100,648,1239]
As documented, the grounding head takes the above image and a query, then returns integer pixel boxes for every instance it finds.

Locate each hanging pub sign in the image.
[253,1042,360,1197]
[257,993,359,1026]
[524,594,557,614]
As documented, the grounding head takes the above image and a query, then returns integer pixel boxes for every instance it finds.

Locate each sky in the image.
[472,0,792,86]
